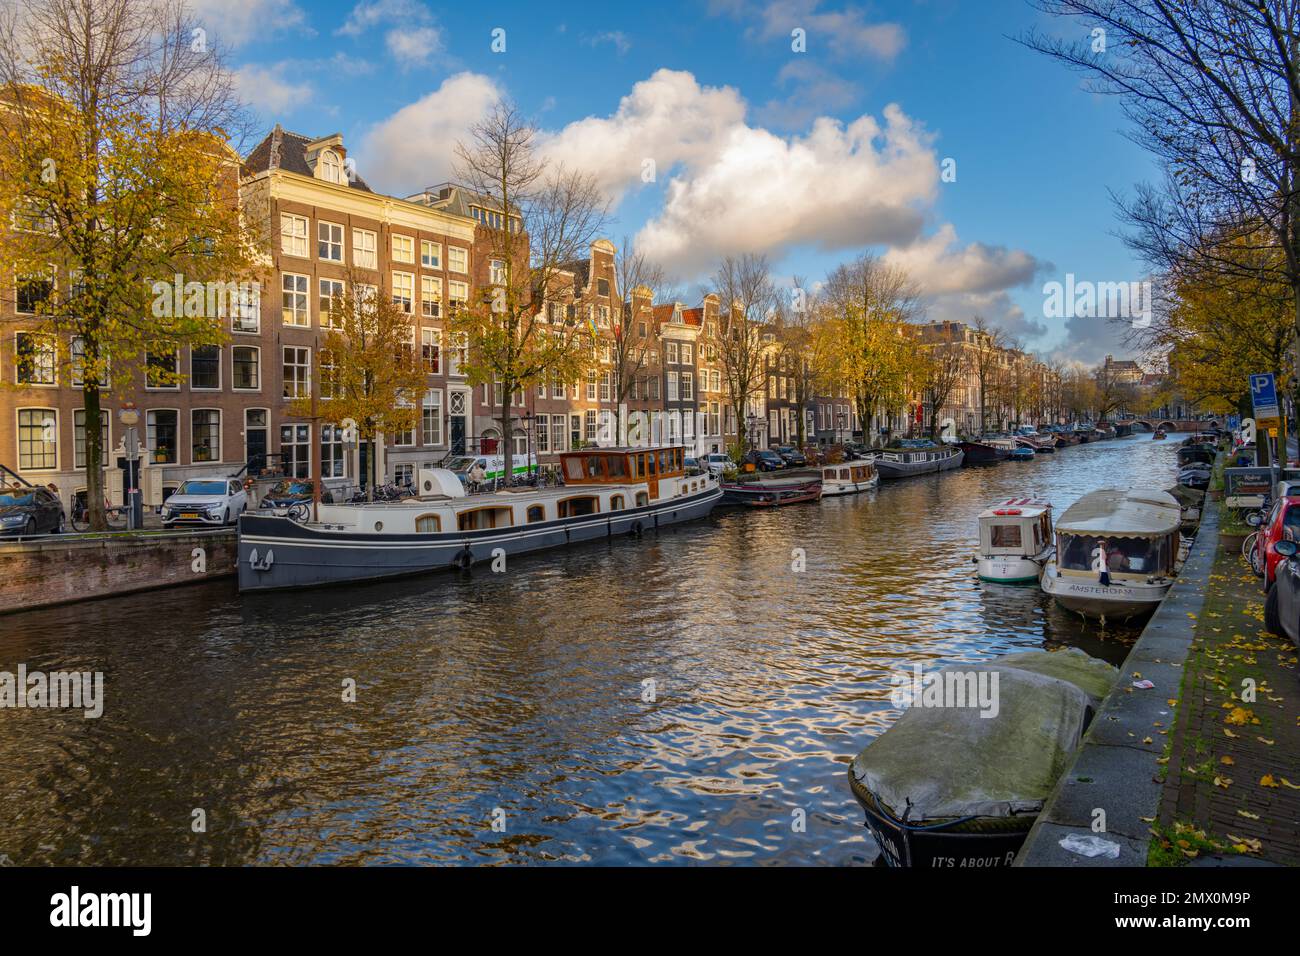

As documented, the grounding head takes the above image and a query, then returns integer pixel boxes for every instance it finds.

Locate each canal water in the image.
[0,435,1181,865]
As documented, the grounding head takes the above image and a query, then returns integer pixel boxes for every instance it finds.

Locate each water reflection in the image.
[0,436,1179,865]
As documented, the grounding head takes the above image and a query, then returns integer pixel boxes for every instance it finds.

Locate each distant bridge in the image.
[1123,418,1221,433]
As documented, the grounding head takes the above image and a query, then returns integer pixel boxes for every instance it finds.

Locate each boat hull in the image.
[957,441,1009,465]
[977,555,1046,584]
[821,476,879,496]
[239,485,723,592]
[1041,564,1170,621]
[721,479,822,506]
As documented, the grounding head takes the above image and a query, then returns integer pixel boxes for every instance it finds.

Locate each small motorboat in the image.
[721,473,823,506]
[975,498,1054,584]
[1152,430,1168,440]
[957,439,1011,465]
[819,460,878,496]
[1177,463,1211,491]
[1040,487,1184,622]
[849,648,1118,868]
[1177,444,1216,467]
[1008,446,1035,462]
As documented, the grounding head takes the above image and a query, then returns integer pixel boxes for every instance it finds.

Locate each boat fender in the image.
[629,520,643,538]
[451,544,473,572]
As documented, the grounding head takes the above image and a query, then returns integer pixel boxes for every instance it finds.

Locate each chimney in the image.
[269,124,283,171]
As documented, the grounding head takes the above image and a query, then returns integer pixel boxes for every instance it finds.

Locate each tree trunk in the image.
[499,387,514,483]
[84,383,106,531]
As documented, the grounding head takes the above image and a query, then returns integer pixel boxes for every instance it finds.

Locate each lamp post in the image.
[117,403,143,530]
[522,411,534,480]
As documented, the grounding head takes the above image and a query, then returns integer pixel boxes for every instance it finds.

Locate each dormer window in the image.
[319,149,344,185]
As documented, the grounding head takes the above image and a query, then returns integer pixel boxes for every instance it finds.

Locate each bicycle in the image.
[69,497,129,532]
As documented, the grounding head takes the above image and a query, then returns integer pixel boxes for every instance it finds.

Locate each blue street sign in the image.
[1250,373,1279,419]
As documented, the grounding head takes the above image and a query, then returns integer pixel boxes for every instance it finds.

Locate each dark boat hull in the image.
[239,485,722,591]
[849,774,1033,868]
[720,479,822,506]
[958,441,1009,465]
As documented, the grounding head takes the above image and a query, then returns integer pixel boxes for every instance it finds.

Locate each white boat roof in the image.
[1056,488,1181,536]
[978,497,1051,519]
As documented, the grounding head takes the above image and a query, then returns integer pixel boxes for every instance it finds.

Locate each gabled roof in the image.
[243,125,373,192]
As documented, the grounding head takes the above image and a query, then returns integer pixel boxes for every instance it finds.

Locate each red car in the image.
[1250,496,1300,586]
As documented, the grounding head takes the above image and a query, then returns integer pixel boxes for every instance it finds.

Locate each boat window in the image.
[563,456,585,481]
[607,456,628,480]
[458,507,511,531]
[658,450,670,473]
[526,505,545,523]
[823,468,835,480]
[415,514,441,533]
[584,456,604,480]
[1058,534,1159,573]
[991,524,1022,548]
[558,495,599,518]
[610,495,625,510]
[635,491,649,507]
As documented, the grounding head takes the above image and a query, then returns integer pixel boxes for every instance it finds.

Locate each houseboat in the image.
[976,498,1054,584]
[238,446,721,592]
[872,440,964,479]
[1040,488,1183,622]
[721,472,823,506]
[957,438,1011,465]
[819,460,879,496]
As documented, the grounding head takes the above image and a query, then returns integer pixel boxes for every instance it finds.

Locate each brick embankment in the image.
[1016,500,1220,866]
[1154,533,1300,866]
[0,530,237,615]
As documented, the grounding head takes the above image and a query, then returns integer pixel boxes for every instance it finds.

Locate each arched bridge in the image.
[1124,419,1222,433]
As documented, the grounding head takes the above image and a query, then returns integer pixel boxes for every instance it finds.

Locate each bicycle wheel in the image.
[1244,533,1265,577]
[69,505,88,532]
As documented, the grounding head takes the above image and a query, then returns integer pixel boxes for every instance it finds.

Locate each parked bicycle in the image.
[69,496,129,532]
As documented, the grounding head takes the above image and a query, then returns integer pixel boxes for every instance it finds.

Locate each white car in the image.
[161,478,247,528]
[701,453,733,477]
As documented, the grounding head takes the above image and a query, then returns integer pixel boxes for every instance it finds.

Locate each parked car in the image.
[1247,495,1300,584]
[773,445,807,467]
[258,479,335,511]
[700,453,733,477]
[741,449,784,472]
[0,484,65,536]
[161,478,248,527]
[1265,539,1300,649]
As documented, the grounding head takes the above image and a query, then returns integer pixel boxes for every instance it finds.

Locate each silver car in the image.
[161,479,248,527]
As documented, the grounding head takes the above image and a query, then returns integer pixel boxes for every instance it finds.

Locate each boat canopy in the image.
[978,497,1051,520]
[850,650,1117,821]
[1055,488,1180,537]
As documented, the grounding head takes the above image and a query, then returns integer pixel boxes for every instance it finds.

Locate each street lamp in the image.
[117,403,143,530]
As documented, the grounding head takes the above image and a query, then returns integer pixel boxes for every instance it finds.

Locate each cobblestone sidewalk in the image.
[1155,544,1300,865]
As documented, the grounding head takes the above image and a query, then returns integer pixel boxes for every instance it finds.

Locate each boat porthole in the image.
[374,521,383,532]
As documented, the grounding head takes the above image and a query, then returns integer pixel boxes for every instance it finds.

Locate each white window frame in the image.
[189,344,222,391]
[421,240,442,270]
[16,407,59,471]
[280,213,309,258]
[318,220,344,262]
[232,345,261,392]
[282,272,310,327]
[282,346,311,400]
[353,228,377,269]
[448,246,469,274]
[392,234,415,264]
[392,271,414,314]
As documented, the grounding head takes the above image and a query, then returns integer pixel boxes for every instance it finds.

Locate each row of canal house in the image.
[2,124,846,511]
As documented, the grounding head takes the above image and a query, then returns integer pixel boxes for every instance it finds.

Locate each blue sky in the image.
[207,0,1161,365]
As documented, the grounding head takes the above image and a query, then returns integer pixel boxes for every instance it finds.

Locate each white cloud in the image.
[190,0,308,49]
[233,64,312,115]
[883,225,1041,297]
[355,72,503,192]
[716,0,906,62]
[386,25,443,69]
[337,0,432,36]
[583,31,632,55]
[757,60,859,129]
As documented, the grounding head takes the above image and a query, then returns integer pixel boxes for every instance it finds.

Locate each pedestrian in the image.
[468,461,486,492]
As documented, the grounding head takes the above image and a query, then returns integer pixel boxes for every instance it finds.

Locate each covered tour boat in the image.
[849,649,1118,867]
[238,445,721,592]
[975,498,1054,584]
[872,440,964,479]
[1040,487,1184,622]
[819,460,879,496]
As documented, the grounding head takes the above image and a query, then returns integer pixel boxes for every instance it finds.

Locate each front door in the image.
[245,409,268,474]
[449,390,468,455]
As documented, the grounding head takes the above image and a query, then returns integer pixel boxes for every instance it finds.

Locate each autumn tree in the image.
[0,0,263,529]
[450,101,608,480]
[708,253,776,456]
[289,273,427,501]
[917,340,968,439]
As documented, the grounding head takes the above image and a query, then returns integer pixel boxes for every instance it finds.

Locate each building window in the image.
[15,332,56,385]
[282,273,309,327]
[421,328,441,374]
[283,346,310,399]
[599,372,611,402]
[281,213,309,257]
[421,276,441,318]
[353,228,377,269]
[682,343,693,364]
[146,350,179,389]
[17,408,57,470]
[448,246,468,274]
[320,348,339,400]
[233,346,260,390]
[321,424,345,478]
[551,417,565,454]
[192,409,221,463]
[667,373,679,402]
[449,332,468,375]
[232,286,260,333]
[422,389,442,446]
[421,240,441,269]
[319,149,344,184]
[147,409,178,464]
[681,372,693,400]
[392,271,414,313]
[597,277,610,297]
[585,410,597,442]
[16,270,53,315]
[318,221,344,261]
[392,234,415,264]
[190,345,220,390]
[280,423,310,478]
[319,278,345,329]
[535,414,550,454]
[73,409,109,469]
[490,258,506,284]
[70,336,109,388]
[666,342,679,364]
